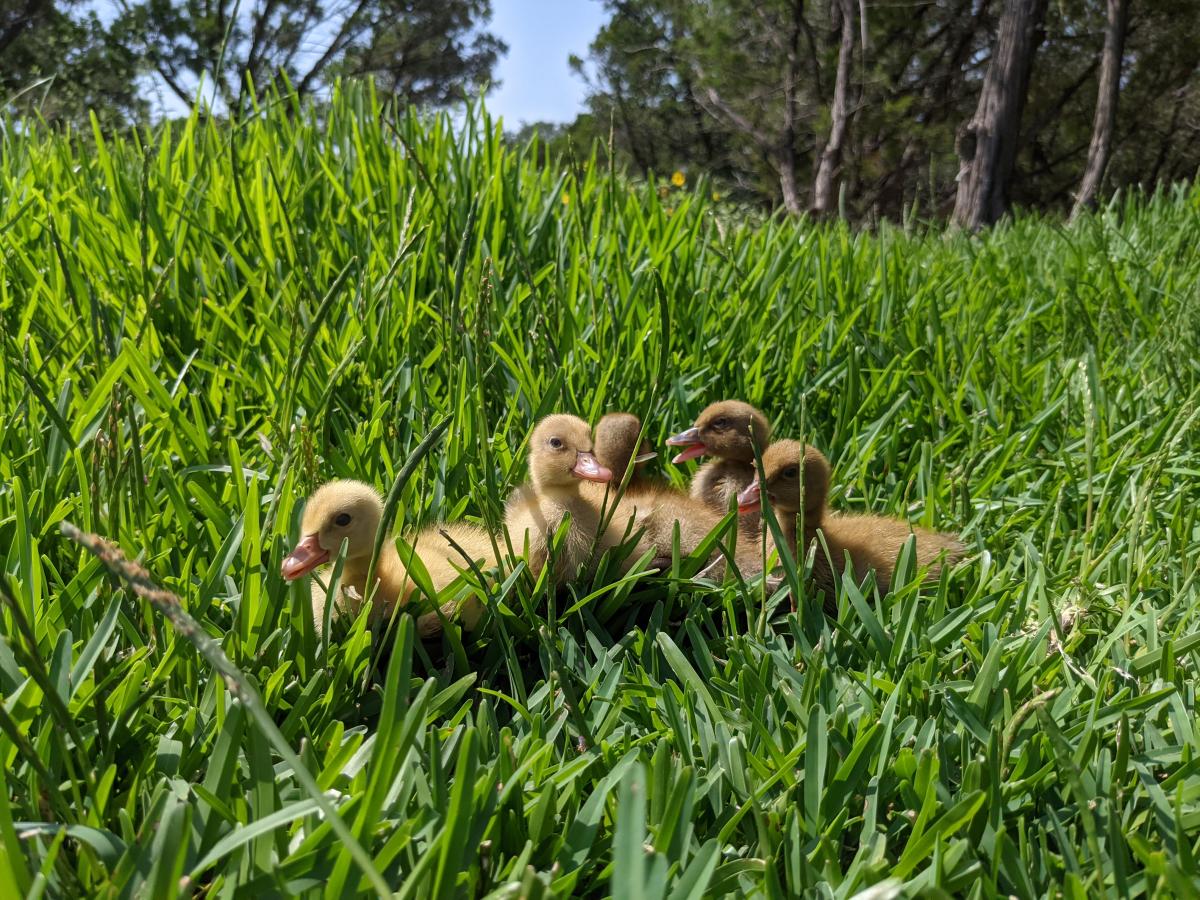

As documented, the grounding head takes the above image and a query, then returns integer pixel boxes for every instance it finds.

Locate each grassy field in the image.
[1,82,1199,897]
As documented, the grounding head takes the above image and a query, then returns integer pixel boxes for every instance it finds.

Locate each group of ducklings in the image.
[281,400,964,637]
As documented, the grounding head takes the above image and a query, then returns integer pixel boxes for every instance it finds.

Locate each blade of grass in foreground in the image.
[361,415,453,689]
[59,522,393,898]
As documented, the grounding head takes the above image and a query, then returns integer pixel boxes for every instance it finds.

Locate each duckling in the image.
[667,400,771,533]
[736,440,963,597]
[591,411,768,575]
[281,480,495,637]
[622,486,765,579]
[503,414,616,582]
[509,414,758,582]
[594,412,658,491]
[590,411,684,571]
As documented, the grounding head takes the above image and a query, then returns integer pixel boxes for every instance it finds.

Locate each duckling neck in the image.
[537,481,593,514]
[785,504,828,549]
[343,543,411,607]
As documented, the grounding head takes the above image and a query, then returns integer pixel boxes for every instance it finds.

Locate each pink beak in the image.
[572,451,613,483]
[666,426,707,464]
[736,480,762,515]
[281,533,330,581]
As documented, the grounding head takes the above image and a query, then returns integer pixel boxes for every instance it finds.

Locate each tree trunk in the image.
[777,0,805,215]
[952,0,1048,230]
[1071,0,1128,219]
[778,146,804,215]
[812,0,856,216]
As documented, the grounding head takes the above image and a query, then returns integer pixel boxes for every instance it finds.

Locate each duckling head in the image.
[529,414,613,491]
[736,440,830,516]
[666,400,770,464]
[281,479,383,580]
[594,412,656,482]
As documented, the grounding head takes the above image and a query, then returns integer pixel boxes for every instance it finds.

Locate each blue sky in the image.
[488,0,606,126]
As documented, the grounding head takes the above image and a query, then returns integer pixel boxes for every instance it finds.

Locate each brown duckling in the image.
[281,479,494,637]
[591,412,767,576]
[616,486,765,579]
[667,400,771,533]
[736,440,963,597]
[594,412,658,491]
[503,414,616,582]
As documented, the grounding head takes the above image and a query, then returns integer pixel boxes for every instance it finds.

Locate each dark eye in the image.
[712,417,729,429]
[548,437,564,450]
[334,513,352,527]
[782,467,800,479]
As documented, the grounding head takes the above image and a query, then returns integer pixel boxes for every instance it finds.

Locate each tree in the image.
[570,4,733,184]
[0,0,146,127]
[952,0,1049,229]
[122,0,506,110]
[684,0,816,215]
[1071,0,1128,218]
[810,0,856,216]
[579,0,860,216]
[575,0,1200,223]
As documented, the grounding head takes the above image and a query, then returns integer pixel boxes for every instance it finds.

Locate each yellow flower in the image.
[561,193,570,205]
[712,191,722,201]
[671,170,686,187]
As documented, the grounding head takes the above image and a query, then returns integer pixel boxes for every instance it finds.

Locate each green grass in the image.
[1,80,1199,897]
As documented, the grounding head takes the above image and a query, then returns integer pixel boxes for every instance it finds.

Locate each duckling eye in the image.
[334,513,352,527]
[782,467,800,479]
[548,437,564,450]
[712,417,730,429]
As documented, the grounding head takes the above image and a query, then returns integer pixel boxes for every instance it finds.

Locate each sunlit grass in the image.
[1,81,1199,896]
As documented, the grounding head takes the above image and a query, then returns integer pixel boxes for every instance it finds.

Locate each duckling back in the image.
[808,513,963,596]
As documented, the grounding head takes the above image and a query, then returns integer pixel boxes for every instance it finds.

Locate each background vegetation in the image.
[1,84,1200,896]
[5,0,1199,225]
[561,0,1200,222]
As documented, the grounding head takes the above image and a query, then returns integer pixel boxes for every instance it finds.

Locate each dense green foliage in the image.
[1,84,1199,896]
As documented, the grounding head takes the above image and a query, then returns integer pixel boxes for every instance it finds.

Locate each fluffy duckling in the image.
[581,411,762,576]
[594,412,658,491]
[504,414,616,581]
[736,440,963,596]
[620,487,765,578]
[281,480,495,637]
[667,400,771,533]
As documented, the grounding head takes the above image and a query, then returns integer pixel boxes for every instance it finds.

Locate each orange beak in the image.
[736,480,762,515]
[572,451,612,483]
[281,533,329,581]
[666,426,707,463]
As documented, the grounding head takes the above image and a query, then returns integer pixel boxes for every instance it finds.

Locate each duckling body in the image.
[690,460,757,516]
[282,480,494,637]
[503,414,618,582]
[513,413,763,580]
[737,440,963,597]
[668,400,771,536]
[613,486,764,577]
[809,513,964,595]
